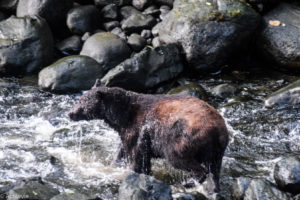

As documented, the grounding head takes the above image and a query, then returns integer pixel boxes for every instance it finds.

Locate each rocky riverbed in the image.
[0,0,300,199]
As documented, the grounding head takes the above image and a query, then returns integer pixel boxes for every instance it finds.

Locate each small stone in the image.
[103,21,120,31]
[143,5,160,15]
[120,6,141,20]
[132,0,152,10]
[101,4,118,20]
[56,35,83,55]
[122,13,157,33]
[152,37,161,47]
[141,29,152,39]
[127,34,146,52]
[111,27,127,40]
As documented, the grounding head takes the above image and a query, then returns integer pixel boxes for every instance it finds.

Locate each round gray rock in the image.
[39,55,104,93]
[0,16,53,75]
[274,156,300,195]
[153,0,260,72]
[17,0,73,29]
[56,35,83,55]
[67,5,101,35]
[118,173,172,200]
[80,32,132,72]
[211,83,238,98]
[259,3,300,69]
[101,44,183,91]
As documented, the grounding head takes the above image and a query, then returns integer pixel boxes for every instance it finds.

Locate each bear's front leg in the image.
[132,132,152,175]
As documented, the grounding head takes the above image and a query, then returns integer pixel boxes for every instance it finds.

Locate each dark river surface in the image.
[0,68,299,199]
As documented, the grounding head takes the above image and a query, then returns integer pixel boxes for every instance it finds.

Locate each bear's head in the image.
[69,86,135,129]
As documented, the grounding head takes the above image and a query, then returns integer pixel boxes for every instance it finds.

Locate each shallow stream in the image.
[0,68,299,199]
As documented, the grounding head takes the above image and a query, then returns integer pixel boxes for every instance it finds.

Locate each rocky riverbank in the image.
[0,0,300,199]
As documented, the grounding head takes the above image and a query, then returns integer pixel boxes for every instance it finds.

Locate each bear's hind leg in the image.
[132,132,152,175]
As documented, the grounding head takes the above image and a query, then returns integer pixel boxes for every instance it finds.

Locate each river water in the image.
[0,68,299,199]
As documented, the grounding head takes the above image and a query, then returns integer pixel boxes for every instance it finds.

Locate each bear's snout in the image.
[68,107,84,121]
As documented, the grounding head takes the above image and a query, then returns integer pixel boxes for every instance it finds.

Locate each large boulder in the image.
[265,79,300,107]
[67,5,101,35]
[80,32,132,72]
[39,55,104,93]
[0,16,53,76]
[259,3,300,69]
[118,173,172,200]
[101,44,183,91]
[153,0,260,72]
[274,156,300,195]
[16,0,73,31]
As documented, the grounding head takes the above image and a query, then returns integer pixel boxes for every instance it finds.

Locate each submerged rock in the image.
[168,83,208,100]
[7,178,59,200]
[259,3,300,69]
[67,5,101,35]
[118,173,172,200]
[153,0,260,72]
[101,44,183,91]
[274,156,300,195]
[39,55,104,93]
[211,83,238,98]
[0,16,53,76]
[80,32,132,72]
[265,79,300,107]
[244,179,291,200]
[231,177,252,200]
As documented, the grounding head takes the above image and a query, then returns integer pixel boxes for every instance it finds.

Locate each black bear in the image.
[69,86,229,190]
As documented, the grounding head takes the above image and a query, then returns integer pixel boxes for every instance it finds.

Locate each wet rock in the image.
[103,21,120,31]
[122,13,157,33]
[168,83,208,100]
[0,0,19,11]
[133,0,152,10]
[80,32,131,72]
[127,34,147,52]
[17,0,73,30]
[141,29,152,39]
[244,179,291,200]
[294,194,300,200]
[50,191,91,200]
[101,4,118,21]
[67,5,101,35]
[231,177,252,200]
[111,27,127,40]
[159,5,170,20]
[7,177,59,200]
[81,32,92,41]
[101,44,183,91]
[56,35,83,55]
[274,156,300,195]
[154,0,173,7]
[39,55,104,93]
[152,37,161,47]
[211,83,238,98]
[118,173,172,200]
[143,5,160,16]
[94,0,131,7]
[0,16,53,75]
[120,6,141,20]
[153,0,260,72]
[265,79,300,107]
[259,3,300,69]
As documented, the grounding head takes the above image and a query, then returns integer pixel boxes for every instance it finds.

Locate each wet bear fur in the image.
[69,86,229,190]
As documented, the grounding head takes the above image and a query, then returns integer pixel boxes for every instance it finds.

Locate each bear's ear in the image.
[92,79,102,89]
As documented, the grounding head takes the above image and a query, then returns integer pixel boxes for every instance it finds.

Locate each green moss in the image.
[228,9,242,17]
